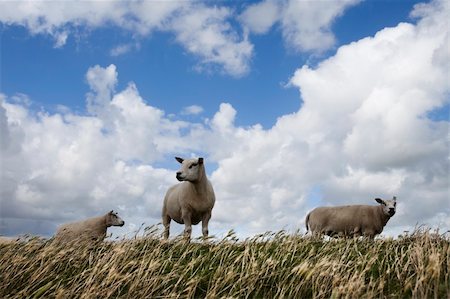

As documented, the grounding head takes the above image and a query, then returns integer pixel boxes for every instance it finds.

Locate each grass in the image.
[0,228,449,298]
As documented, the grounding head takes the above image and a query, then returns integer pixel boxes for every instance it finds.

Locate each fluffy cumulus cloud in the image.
[0,61,255,237]
[229,0,449,235]
[240,0,361,52]
[0,67,180,237]
[214,0,447,236]
[169,5,253,76]
[1,0,449,239]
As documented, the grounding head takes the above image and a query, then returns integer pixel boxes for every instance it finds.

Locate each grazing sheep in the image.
[162,157,216,239]
[54,210,125,242]
[305,196,397,239]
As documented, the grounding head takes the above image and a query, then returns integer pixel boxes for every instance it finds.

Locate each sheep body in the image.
[162,157,215,239]
[306,197,397,238]
[54,211,124,242]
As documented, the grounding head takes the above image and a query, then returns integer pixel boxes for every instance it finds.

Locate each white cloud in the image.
[281,0,361,52]
[239,0,280,34]
[0,0,362,75]
[212,0,449,235]
[1,0,449,239]
[240,0,361,52]
[110,43,135,57]
[0,1,131,43]
[0,1,253,77]
[54,31,68,48]
[0,65,189,237]
[181,105,204,116]
[169,4,253,77]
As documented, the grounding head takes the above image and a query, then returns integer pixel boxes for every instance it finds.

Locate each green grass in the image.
[0,229,448,298]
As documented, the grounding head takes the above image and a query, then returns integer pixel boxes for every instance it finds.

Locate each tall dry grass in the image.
[0,228,448,298]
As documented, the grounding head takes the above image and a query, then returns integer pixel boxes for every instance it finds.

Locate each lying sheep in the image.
[305,196,397,239]
[54,210,125,242]
[162,157,216,239]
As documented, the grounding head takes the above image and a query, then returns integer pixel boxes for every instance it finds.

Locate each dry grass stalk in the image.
[0,228,448,298]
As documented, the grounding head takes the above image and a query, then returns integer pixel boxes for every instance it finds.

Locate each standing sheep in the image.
[162,157,216,239]
[305,196,397,238]
[54,210,125,242]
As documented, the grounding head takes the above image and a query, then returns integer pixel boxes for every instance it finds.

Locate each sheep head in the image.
[375,196,397,217]
[175,157,204,182]
[106,210,125,227]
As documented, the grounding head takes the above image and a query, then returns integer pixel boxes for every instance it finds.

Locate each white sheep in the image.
[305,196,397,239]
[54,210,125,242]
[162,157,216,239]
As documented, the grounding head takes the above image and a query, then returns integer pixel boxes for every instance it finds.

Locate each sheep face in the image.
[175,157,204,182]
[106,211,125,227]
[375,196,397,217]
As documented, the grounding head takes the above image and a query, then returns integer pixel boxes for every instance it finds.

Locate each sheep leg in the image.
[163,215,171,239]
[201,212,211,238]
[353,227,361,237]
[363,230,376,240]
[182,210,192,239]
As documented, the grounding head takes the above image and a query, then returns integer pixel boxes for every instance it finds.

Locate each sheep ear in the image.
[175,157,184,164]
[109,210,114,214]
[198,157,204,164]
[375,198,384,205]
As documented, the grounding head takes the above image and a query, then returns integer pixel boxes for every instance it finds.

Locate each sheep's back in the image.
[309,205,376,233]
[55,217,106,241]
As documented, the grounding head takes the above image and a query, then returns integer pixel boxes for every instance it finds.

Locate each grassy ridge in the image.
[0,229,449,298]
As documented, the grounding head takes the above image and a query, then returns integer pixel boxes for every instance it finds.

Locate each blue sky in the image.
[0,0,448,239]
[1,0,428,128]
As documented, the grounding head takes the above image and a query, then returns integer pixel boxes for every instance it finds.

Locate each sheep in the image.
[54,210,125,242]
[162,157,216,239]
[305,196,397,239]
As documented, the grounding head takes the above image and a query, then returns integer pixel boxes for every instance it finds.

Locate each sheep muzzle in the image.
[176,172,185,181]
